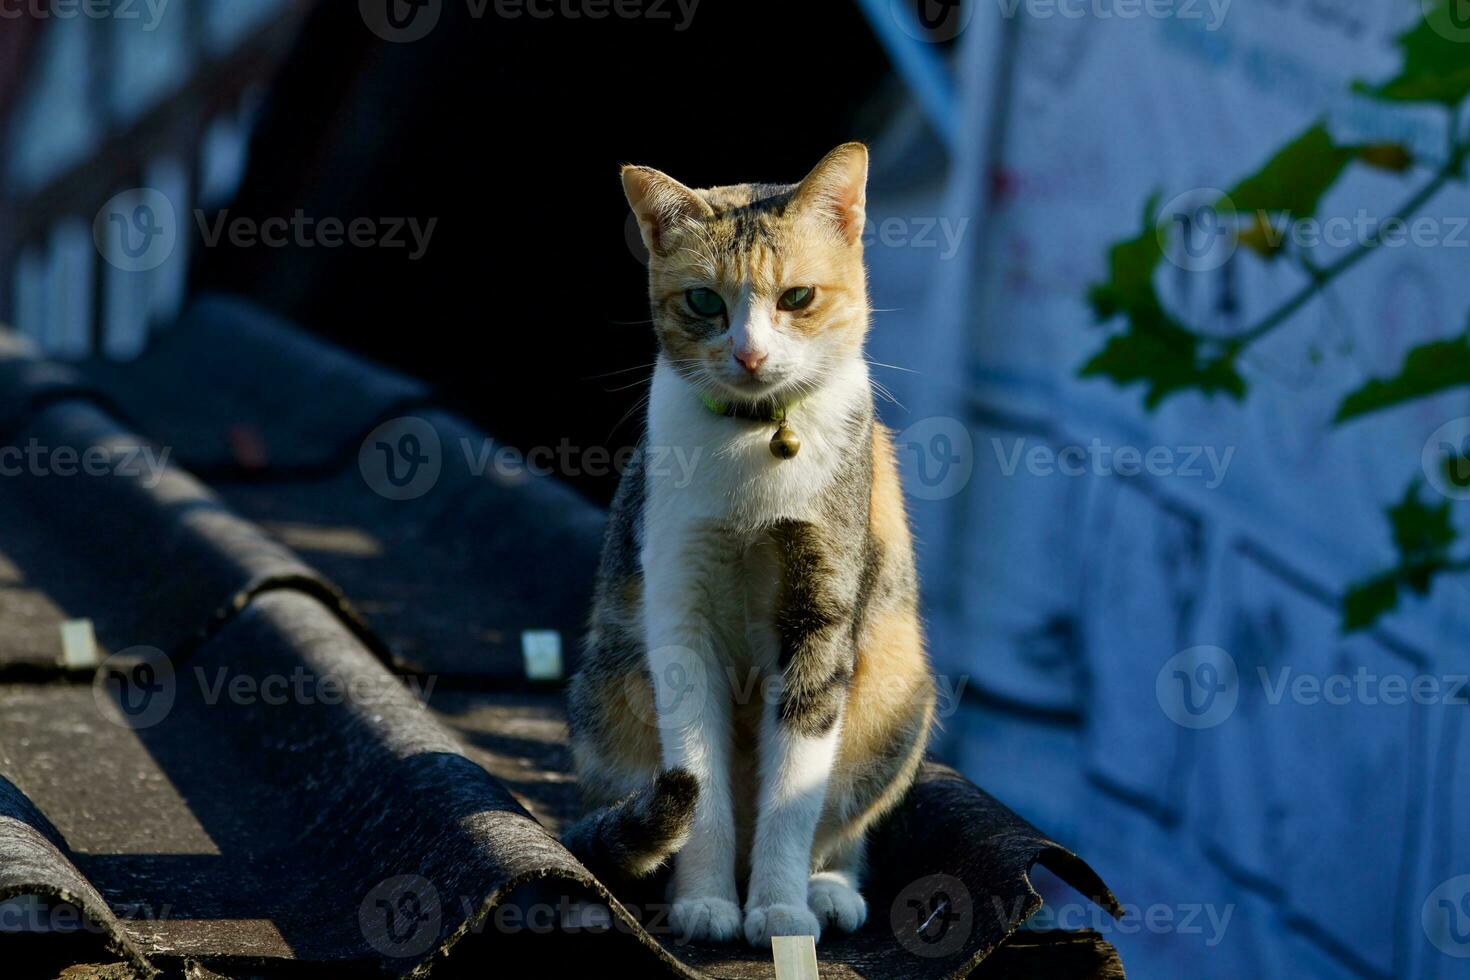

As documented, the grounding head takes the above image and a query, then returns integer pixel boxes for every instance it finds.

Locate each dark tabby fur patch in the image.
[559,768,698,885]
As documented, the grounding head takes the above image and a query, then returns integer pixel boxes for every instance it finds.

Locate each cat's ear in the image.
[790,142,868,245]
[621,165,713,256]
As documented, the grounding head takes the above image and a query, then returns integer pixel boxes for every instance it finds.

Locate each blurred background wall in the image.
[2,2,1467,977]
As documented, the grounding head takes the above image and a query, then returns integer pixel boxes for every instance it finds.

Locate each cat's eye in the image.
[685,288,726,317]
[778,286,816,312]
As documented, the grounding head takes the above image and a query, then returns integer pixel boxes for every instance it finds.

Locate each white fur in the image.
[642,532,742,940]
[808,870,868,933]
[641,354,870,943]
[727,283,773,370]
[743,706,843,945]
[644,355,870,530]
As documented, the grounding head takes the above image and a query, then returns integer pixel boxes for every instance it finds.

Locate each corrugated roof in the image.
[0,296,1124,978]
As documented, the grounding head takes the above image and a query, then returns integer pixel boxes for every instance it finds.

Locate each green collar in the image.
[700,390,805,460]
[698,392,798,423]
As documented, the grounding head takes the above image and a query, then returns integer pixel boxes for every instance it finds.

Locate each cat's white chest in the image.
[642,361,866,531]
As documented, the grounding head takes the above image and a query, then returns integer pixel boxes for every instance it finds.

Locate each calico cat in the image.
[564,143,935,948]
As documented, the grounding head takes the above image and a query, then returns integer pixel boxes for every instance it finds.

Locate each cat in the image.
[564,143,935,948]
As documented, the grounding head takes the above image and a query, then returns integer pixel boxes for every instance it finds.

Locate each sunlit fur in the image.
[624,144,871,413]
[568,144,935,949]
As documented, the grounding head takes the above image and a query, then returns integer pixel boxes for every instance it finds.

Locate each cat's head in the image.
[622,143,869,407]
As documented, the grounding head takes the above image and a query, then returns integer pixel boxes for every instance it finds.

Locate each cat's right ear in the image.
[621,165,712,257]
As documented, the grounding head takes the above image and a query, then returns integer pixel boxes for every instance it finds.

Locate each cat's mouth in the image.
[675,360,809,409]
[709,373,806,408]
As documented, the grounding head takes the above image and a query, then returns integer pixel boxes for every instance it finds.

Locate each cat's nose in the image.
[735,348,768,374]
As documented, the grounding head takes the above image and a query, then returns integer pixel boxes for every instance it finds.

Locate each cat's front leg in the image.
[744,521,854,947]
[643,528,742,943]
[743,699,844,946]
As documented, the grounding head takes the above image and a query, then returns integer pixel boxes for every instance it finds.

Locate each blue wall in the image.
[864,2,1469,977]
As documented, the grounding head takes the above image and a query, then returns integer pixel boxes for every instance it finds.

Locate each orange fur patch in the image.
[868,424,912,553]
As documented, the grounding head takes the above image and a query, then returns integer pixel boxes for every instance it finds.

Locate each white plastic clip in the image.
[60,619,99,671]
[520,630,563,681]
[772,935,819,980]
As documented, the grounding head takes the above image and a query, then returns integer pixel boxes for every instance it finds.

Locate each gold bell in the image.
[769,420,800,460]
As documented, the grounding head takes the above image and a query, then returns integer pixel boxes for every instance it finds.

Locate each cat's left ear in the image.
[622,165,714,256]
[790,142,868,245]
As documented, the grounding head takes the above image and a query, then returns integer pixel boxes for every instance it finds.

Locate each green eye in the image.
[778,286,815,311]
[685,288,725,317]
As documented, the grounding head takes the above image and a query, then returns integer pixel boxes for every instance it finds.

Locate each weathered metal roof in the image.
[0,296,1124,978]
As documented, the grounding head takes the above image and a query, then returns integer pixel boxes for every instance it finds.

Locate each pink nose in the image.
[735,348,768,374]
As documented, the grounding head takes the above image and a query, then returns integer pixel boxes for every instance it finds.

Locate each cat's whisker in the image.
[585,362,658,380]
[604,377,654,393]
[676,243,718,279]
[869,379,905,411]
[596,358,706,391]
[605,392,651,442]
[865,358,918,375]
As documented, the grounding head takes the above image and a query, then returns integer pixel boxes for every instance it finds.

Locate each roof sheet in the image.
[0,296,1123,978]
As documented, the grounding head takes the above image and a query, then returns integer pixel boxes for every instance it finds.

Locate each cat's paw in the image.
[669,895,743,944]
[743,902,822,948]
[808,872,867,934]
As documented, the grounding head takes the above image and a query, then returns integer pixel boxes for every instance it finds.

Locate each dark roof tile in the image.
[0,330,94,435]
[217,408,602,681]
[81,294,429,475]
[0,399,350,675]
[3,592,680,976]
[0,309,1125,977]
[75,295,602,682]
[0,773,152,976]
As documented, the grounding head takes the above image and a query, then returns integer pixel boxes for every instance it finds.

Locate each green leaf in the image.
[1343,573,1404,631]
[1358,144,1416,173]
[1342,557,1451,631]
[1082,191,1247,409]
[1334,329,1470,422]
[1354,0,1470,107]
[1388,484,1456,562]
[1235,211,1289,261]
[1221,123,1360,218]
[1342,481,1461,631]
[1088,191,1165,321]
[1081,316,1246,409]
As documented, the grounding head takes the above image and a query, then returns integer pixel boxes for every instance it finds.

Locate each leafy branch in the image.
[1335,326,1470,422]
[1343,483,1470,631]
[1082,1,1470,631]
[1222,136,1466,355]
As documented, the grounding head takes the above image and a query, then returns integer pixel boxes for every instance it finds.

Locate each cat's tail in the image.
[560,769,699,884]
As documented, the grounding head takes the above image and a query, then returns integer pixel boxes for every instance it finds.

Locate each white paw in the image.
[669,895,742,944]
[744,902,822,948]
[808,872,867,934]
